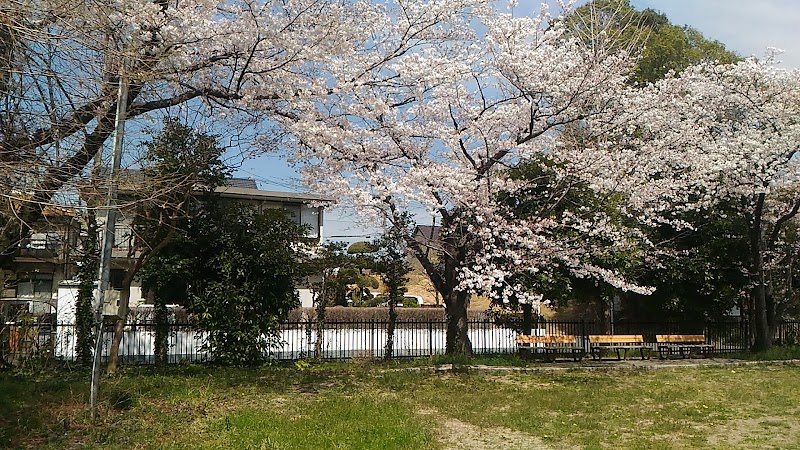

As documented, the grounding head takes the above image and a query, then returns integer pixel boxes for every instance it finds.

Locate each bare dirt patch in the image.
[705,415,800,449]
[418,408,573,450]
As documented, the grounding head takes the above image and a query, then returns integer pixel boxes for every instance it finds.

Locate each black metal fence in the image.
[1,318,796,366]
[274,319,516,360]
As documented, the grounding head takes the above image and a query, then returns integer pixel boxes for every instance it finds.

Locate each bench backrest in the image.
[656,334,706,344]
[516,335,579,345]
[588,334,644,345]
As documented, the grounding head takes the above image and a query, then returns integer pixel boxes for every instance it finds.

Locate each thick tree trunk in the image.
[153,291,168,367]
[106,285,131,373]
[444,290,472,356]
[384,299,397,360]
[751,282,771,351]
[404,210,475,357]
[749,193,771,351]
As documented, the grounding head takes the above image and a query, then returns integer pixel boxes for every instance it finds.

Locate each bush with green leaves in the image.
[142,202,307,365]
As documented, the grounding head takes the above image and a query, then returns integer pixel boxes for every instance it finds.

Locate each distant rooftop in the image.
[413,225,440,245]
[214,186,333,204]
[94,169,332,203]
[98,169,256,189]
[225,177,258,189]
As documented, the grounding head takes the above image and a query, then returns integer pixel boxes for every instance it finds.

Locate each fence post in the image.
[428,320,433,356]
[482,319,487,354]
[581,320,587,353]
[371,319,375,358]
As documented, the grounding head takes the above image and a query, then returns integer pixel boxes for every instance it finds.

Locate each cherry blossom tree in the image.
[8,0,562,358]
[617,54,800,350]
[273,2,655,355]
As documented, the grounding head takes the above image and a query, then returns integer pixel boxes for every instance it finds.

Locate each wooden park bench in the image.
[516,335,586,362]
[656,335,714,359]
[589,334,648,360]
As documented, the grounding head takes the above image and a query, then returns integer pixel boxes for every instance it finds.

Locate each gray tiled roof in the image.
[224,178,258,189]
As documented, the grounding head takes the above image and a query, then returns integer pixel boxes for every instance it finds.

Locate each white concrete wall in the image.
[128,282,145,306]
[297,288,315,308]
[49,323,517,361]
[55,281,79,358]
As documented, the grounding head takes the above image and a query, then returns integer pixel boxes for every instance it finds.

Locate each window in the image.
[283,204,302,225]
[16,273,53,300]
[110,269,126,290]
[27,233,61,250]
[114,225,132,249]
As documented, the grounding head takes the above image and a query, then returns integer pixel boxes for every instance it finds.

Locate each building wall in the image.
[1,263,67,317]
[6,188,329,321]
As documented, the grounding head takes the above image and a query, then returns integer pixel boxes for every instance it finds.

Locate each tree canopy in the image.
[141,202,307,365]
[567,0,739,84]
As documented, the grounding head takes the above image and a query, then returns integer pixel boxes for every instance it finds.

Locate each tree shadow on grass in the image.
[113,362,365,394]
[0,368,89,449]
[0,362,372,448]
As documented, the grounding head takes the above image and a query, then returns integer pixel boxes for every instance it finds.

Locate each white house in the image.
[1,177,332,320]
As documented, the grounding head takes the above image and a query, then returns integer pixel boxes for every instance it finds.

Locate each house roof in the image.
[93,168,333,204]
[224,177,258,189]
[214,186,334,204]
[99,169,255,188]
[413,225,441,246]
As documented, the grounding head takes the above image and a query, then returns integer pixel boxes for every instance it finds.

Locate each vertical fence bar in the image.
[428,320,433,356]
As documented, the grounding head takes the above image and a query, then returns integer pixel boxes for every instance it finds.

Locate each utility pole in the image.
[90,73,128,419]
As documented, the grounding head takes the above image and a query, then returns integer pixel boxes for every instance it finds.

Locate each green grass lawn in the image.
[2,360,800,449]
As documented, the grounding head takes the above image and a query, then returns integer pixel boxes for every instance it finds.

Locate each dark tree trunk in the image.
[752,282,771,351]
[766,289,776,329]
[444,290,472,356]
[106,287,130,373]
[521,303,533,335]
[314,285,326,358]
[384,299,397,360]
[749,193,771,351]
[153,291,168,367]
[404,209,475,357]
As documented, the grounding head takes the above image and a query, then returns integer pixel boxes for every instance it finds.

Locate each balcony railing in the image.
[18,233,61,259]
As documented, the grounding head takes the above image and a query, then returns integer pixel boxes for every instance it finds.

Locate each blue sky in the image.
[232,0,800,243]
[631,0,800,68]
